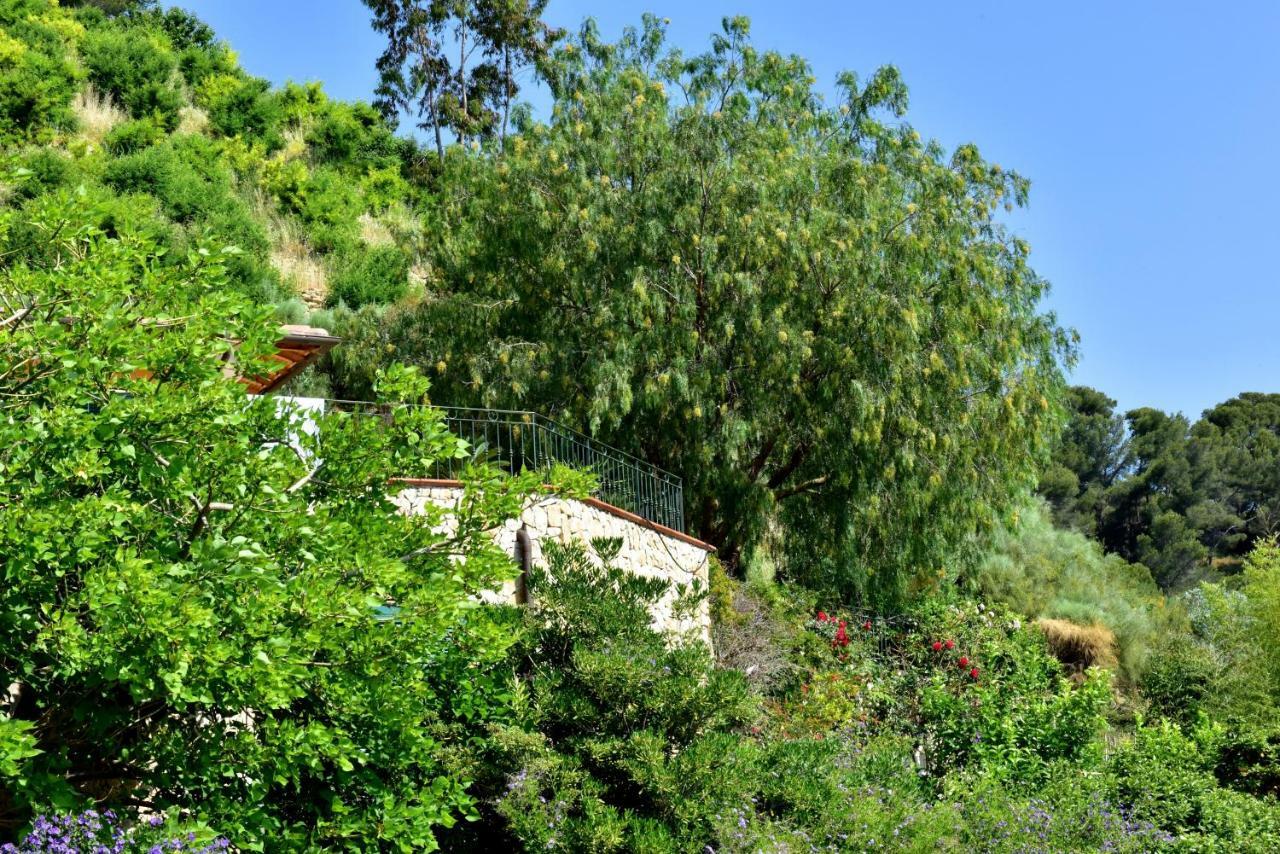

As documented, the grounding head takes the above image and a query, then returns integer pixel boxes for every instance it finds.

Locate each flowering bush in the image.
[1,810,228,854]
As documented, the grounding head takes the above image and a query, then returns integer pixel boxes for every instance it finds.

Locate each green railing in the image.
[327,401,686,532]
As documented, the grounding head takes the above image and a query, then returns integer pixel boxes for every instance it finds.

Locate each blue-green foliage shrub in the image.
[976,499,1185,682]
[326,245,409,308]
[0,4,79,143]
[81,24,182,130]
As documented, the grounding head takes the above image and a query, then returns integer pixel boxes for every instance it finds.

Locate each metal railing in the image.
[326,400,686,532]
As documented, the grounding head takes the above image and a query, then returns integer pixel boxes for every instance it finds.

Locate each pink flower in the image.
[944,639,955,650]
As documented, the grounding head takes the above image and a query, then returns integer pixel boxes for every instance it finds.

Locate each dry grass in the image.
[357,212,394,247]
[271,239,328,309]
[176,105,208,135]
[72,84,126,144]
[1037,618,1119,674]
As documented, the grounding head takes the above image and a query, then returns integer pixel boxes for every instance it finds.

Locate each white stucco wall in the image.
[394,483,713,643]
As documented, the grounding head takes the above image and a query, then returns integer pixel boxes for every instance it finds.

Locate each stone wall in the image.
[393,480,714,642]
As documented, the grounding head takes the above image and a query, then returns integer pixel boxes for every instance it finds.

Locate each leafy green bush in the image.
[81,24,182,129]
[176,41,238,89]
[102,115,165,154]
[327,244,410,308]
[0,8,80,143]
[441,538,759,851]
[1141,637,1215,725]
[0,188,552,848]
[11,147,71,199]
[101,135,237,224]
[306,100,401,170]
[204,74,282,146]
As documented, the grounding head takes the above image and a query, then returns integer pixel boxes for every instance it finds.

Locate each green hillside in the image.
[2,0,424,318]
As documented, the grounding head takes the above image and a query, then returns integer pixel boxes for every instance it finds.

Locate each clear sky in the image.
[167,1,1280,420]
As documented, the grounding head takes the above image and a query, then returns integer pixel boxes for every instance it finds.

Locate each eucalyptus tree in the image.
[363,0,560,158]
[386,16,1072,602]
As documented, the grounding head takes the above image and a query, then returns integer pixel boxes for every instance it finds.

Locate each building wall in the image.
[394,482,714,643]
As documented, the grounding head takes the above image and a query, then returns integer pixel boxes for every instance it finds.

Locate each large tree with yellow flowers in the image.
[382,15,1072,602]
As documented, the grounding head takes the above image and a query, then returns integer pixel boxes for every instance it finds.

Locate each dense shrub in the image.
[81,24,182,129]
[0,189,569,847]
[976,499,1186,681]
[101,135,235,224]
[204,74,282,145]
[0,10,79,143]
[1141,636,1215,725]
[327,244,410,308]
[102,115,165,154]
[11,148,70,199]
[306,100,401,170]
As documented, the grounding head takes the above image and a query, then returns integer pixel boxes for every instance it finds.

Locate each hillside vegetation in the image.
[2,1,1279,851]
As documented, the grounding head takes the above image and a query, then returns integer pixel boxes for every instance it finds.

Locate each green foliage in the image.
[442,539,757,851]
[371,16,1071,605]
[976,499,1184,681]
[0,189,549,848]
[11,147,72,199]
[363,0,560,157]
[1140,636,1215,725]
[102,115,165,154]
[1190,541,1280,730]
[81,23,183,130]
[1038,385,1130,535]
[1042,388,1280,591]
[203,74,282,146]
[327,243,410,308]
[0,3,80,144]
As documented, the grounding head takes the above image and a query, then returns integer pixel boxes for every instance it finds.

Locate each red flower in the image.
[834,625,850,647]
[945,639,955,650]
[970,667,980,680]
[932,641,943,652]
[862,620,872,631]
[817,611,829,622]
[838,619,847,629]
[958,656,970,667]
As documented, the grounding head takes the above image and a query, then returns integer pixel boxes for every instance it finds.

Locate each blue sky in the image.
[169,1,1280,420]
